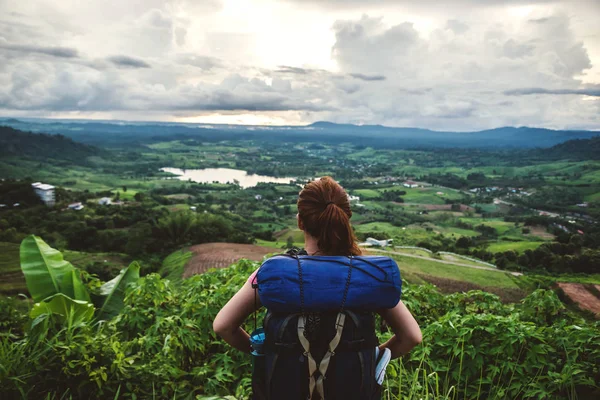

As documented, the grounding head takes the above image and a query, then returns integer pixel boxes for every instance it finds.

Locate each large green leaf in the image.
[96,262,140,320]
[30,293,94,324]
[61,270,92,302]
[20,235,75,302]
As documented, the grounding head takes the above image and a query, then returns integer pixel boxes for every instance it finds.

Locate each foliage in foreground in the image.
[1,254,599,399]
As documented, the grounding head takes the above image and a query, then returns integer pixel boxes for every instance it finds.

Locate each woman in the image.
[213,176,422,398]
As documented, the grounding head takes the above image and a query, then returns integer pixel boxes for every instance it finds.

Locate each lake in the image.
[161,167,297,188]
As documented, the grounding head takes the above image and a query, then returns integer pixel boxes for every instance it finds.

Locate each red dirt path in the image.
[183,243,281,277]
[557,282,600,316]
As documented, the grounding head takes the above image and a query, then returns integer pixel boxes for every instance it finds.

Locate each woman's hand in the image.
[213,278,261,353]
[378,301,422,359]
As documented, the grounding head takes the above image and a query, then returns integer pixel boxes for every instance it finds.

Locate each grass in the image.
[437,253,495,267]
[427,224,480,237]
[459,218,517,235]
[485,241,544,253]
[550,273,600,285]
[391,248,432,257]
[352,189,380,199]
[111,189,138,201]
[470,203,501,213]
[401,188,451,205]
[355,222,406,237]
[255,239,301,249]
[386,253,521,290]
[159,249,193,283]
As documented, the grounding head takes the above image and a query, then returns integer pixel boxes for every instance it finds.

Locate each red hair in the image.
[297,176,362,256]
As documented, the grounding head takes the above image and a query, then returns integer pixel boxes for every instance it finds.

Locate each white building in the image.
[68,202,84,211]
[98,197,112,206]
[403,180,419,188]
[32,182,56,207]
[359,237,394,247]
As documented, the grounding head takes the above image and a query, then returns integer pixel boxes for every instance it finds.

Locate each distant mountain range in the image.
[1,118,598,149]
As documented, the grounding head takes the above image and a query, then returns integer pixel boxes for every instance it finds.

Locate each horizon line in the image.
[1,116,600,133]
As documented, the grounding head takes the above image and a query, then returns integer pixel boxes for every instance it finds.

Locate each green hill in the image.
[536,135,600,160]
[0,125,102,163]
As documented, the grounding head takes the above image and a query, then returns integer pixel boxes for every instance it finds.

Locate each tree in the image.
[286,236,294,249]
[456,236,472,248]
[157,212,195,246]
[122,186,127,192]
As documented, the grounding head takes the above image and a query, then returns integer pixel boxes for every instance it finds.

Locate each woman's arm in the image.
[378,300,422,359]
[213,278,261,353]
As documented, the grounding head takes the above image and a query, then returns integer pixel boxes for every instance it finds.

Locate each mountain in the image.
[0,125,102,162]
[1,118,598,149]
[535,136,600,160]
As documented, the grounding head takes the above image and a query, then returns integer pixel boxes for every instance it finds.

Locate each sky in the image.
[0,0,599,130]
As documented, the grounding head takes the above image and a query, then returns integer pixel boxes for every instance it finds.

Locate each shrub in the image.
[1,251,599,399]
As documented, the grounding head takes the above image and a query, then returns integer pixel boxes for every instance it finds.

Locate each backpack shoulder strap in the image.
[298,312,346,400]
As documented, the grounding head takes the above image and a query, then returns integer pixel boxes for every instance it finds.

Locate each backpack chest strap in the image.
[297,312,346,400]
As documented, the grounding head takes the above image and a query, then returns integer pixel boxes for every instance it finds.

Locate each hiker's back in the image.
[252,253,402,400]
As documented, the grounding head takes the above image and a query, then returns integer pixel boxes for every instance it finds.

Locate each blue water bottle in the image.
[250,328,266,399]
[250,328,265,356]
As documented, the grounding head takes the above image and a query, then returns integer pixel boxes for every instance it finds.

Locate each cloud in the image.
[0,43,79,58]
[349,73,386,81]
[177,54,223,70]
[0,0,598,130]
[445,19,469,34]
[505,87,600,97]
[276,65,311,74]
[107,55,151,69]
[282,0,560,10]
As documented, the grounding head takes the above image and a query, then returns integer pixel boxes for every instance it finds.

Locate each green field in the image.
[111,189,139,201]
[459,218,517,235]
[486,241,544,253]
[388,253,520,290]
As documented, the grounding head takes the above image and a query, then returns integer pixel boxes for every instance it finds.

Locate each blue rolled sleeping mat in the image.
[256,255,402,312]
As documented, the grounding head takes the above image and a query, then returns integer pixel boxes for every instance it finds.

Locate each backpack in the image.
[251,249,402,400]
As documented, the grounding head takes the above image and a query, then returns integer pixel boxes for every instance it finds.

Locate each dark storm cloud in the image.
[107,55,151,69]
[349,73,386,81]
[0,43,79,58]
[505,87,600,97]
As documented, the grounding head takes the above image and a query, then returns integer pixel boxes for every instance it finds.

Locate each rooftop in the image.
[32,182,55,190]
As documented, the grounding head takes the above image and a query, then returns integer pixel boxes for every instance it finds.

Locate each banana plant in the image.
[30,293,95,325]
[96,262,140,320]
[20,235,82,302]
[20,235,140,324]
